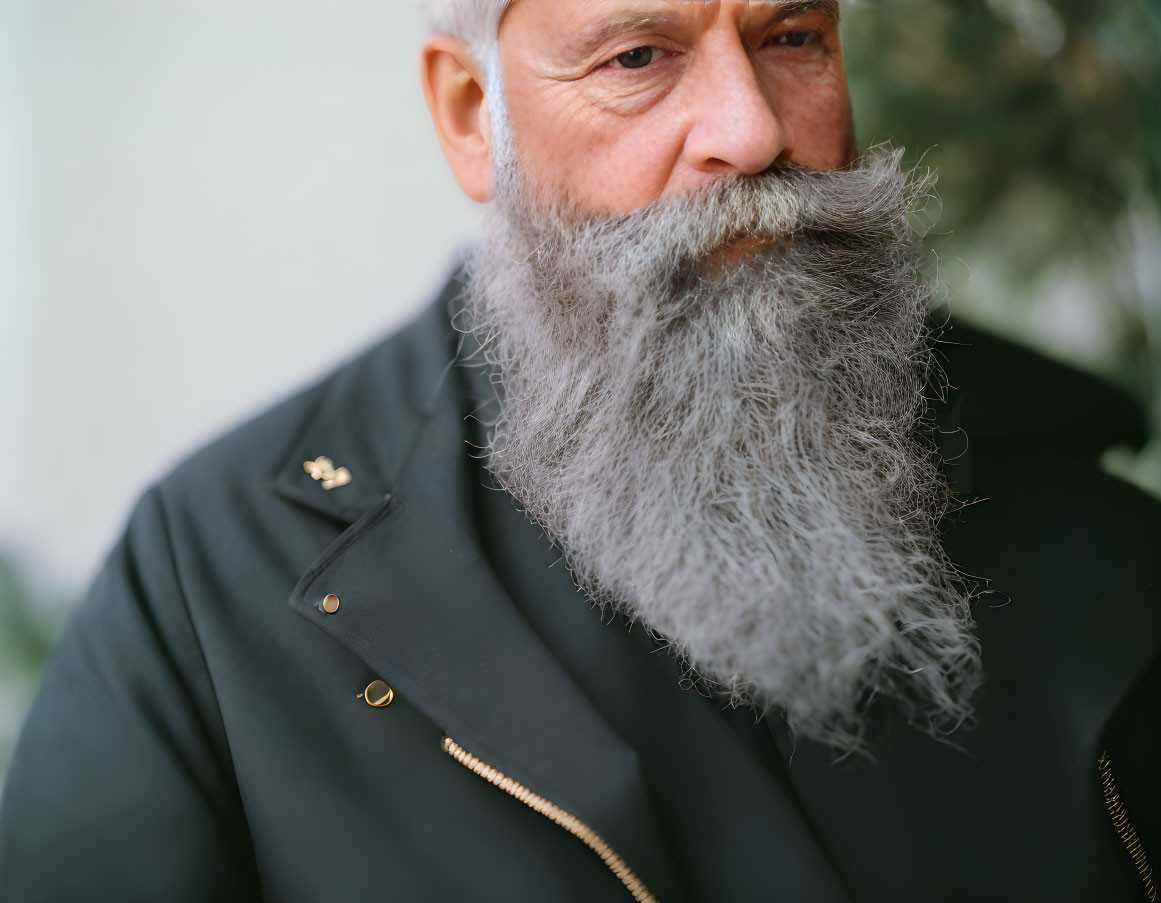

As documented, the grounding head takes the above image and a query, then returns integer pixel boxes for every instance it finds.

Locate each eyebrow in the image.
[564,1,842,66]
[565,12,684,65]
[766,0,842,20]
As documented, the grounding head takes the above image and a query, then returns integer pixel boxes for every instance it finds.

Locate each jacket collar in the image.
[934,319,1148,454]
[267,275,467,526]
[282,278,687,902]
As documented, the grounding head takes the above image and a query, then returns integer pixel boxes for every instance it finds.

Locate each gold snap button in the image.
[362,680,394,707]
[321,593,340,614]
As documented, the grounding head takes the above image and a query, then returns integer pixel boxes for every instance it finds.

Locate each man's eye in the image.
[610,46,663,70]
[771,30,816,49]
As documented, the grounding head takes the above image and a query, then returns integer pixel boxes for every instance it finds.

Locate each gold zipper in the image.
[441,736,659,903]
[1098,749,1157,902]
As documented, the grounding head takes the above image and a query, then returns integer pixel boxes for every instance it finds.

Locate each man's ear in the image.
[421,34,496,203]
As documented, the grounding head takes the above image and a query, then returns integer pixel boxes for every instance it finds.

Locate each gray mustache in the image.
[510,147,932,298]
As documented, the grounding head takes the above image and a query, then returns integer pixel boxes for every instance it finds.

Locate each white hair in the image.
[426,0,513,60]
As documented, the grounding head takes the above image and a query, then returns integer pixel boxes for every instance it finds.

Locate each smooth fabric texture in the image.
[1,276,1158,902]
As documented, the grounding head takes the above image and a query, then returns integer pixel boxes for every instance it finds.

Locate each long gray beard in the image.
[461,148,982,754]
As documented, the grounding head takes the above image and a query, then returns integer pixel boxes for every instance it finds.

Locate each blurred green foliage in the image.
[843,0,1161,495]
[847,0,1158,246]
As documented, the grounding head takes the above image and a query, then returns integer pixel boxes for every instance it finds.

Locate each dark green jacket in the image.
[2,277,1159,902]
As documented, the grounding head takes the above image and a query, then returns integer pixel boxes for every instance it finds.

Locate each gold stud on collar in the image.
[303,456,351,490]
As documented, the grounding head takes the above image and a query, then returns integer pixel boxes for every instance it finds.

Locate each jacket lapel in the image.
[282,292,687,902]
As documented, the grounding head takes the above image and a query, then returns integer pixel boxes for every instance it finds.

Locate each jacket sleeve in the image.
[0,488,261,902]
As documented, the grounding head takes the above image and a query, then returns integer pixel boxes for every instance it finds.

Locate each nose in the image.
[681,35,792,177]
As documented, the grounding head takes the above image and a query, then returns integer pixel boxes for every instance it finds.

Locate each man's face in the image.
[495,0,855,214]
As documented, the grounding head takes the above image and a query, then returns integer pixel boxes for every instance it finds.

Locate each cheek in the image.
[507,82,685,213]
[778,71,855,169]
[571,127,683,211]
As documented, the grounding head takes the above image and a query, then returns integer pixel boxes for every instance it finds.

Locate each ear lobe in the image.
[421,35,496,203]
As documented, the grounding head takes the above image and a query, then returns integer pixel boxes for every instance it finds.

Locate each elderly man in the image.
[2,1,1158,901]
